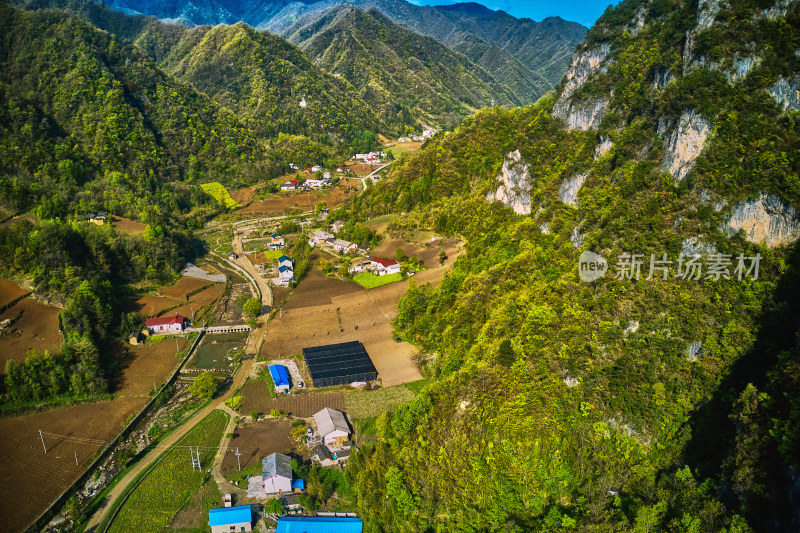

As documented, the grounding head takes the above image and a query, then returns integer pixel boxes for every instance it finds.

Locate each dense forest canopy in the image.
[341,0,800,530]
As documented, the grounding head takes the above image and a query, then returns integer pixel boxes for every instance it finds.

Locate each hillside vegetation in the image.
[341,0,800,530]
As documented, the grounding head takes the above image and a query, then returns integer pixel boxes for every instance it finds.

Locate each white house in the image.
[371,258,401,276]
[145,314,186,334]
[270,234,284,250]
[331,220,345,234]
[330,239,357,254]
[323,171,331,180]
[311,165,323,173]
[281,180,300,191]
[311,230,333,246]
[278,265,294,283]
[262,453,292,494]
[305,179,326,189]
[313,408,350,448]
[289,163,298,170]
[278,255,294,269]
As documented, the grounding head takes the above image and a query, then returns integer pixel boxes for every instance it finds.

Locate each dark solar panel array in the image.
[302,341,378,387]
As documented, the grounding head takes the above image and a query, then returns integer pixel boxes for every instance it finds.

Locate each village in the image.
[0,136,462,533]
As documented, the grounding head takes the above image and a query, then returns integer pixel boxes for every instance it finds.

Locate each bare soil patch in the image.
[0,278,28,309]
[221,419,306,474]
[111,338,190,396]
[0,397,147,533]
[241,184,357,215]
[239,380,344,418]
[262,237,463,387]
[282,270,362,310]
[111,216,146,234]
[0,298,62,367]
[158,277,211,300]
[171,283,225,320]
[121,293,181,317]
[230,186,256,206]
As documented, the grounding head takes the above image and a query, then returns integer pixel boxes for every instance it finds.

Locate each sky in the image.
[407,0,619,27]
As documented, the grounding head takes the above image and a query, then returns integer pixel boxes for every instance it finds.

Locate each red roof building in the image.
[371,258,398,268]
[145,314,186,333]
[289,179,300,184]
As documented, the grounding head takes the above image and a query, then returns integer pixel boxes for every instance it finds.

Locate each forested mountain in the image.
[340,0,800,530]
[99,0,587,104]
[287,7,519,129]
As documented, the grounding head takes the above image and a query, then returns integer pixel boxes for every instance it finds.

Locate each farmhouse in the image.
[330,239,357,254]
[278,265,294,283]
[302,341,378,387]
[311,230,333,246]
[311,165,323,173]
[276,516,363,533]
[313,408,350,448]
[262,452,292,494]
[209,505,252,533]
[304,179,326,189]
[269,364,291,394]
[278,255,294,269]
[281,180,299,191]
[270,234,284,249]
[370,258,400,276]
[145,314,186,334]
[331,220,345,234]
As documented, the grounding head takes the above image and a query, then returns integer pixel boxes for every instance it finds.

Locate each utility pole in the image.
[39,429,47,454]
[75,452,79,466]
[235,447,242,471]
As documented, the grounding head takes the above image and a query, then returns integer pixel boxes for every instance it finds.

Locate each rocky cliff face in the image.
[661,111,711,183]
[486,150,531,215]
[724,193,800,248]
[558,173,587,207]
[552,44,611,131]
[769,77,800,112]
[487,150,532,215]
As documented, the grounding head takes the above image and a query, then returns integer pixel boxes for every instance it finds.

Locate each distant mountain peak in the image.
[434,2,498,18]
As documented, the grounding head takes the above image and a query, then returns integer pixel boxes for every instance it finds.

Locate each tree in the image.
[243,297,261,318]
[316,200,327,212]
[395,247,407,262]
[189,371,218,399]
[265,498,284,514]
[497,339,516,367]
[438,249,447,265]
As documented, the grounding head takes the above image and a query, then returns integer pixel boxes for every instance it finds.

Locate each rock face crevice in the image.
[661,110,711,183]
[723,193,800,248]
[487,150,532,215]
[553,44,611,131]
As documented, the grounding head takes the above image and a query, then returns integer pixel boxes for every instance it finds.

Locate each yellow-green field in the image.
[200,182,241,210]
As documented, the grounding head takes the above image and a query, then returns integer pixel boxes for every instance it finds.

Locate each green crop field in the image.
[107,410,229,533]
[200,182,241,210]
[353,272,403,289]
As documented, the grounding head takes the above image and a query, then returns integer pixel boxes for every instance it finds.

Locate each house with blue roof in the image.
[269,364,291,394]
[276,516,363,533]
[278,255,293,268]
[209,505,252,533]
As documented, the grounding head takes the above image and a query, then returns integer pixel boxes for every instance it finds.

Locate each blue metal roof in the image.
[269,364,290,388]
[279,255,293,263]
[291,479,305,490]
[276,517,362,533]
[279,265,293,273]
[208,505,251,527]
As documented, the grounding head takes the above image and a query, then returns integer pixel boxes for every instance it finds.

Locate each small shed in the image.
[209,505,252,533]
[291,479,305,493]
[269,364,291,394]
[128,331,142,346]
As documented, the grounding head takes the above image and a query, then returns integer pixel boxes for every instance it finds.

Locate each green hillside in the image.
[340,0,800,530]
[290,7,520,130]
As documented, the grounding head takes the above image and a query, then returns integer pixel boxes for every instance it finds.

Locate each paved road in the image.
[84,230,274,532]
[359,163,391,192]
[83,354,256,532]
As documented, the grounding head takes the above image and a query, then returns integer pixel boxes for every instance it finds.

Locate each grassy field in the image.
[201,182,241,210]
[353,272,403,289]
[107,410,229,533]
[262,249,285,260]
[344,382,422,419]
